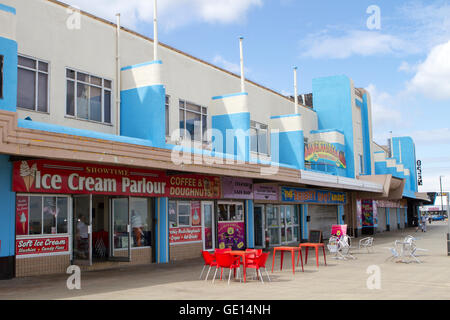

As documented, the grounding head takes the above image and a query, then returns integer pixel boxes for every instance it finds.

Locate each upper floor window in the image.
[0,55,4,99]
[250,121,269,155]
[179,99,207,142]
[165,95,170,137]
[66,68,112,124]
[17,55,49,112]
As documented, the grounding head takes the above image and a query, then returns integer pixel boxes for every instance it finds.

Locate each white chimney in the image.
[294,67,298,114]
[239,36,245,93]
[153,0,159,61]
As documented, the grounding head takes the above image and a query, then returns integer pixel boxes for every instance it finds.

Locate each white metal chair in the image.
[339,235,356,260]
[327,236,342,260]
[359,237,374,253]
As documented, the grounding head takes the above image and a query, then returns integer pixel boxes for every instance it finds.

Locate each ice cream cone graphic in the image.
[20,161,37,192]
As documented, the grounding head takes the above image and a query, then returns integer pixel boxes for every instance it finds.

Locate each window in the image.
[165,95,170,137]
[16,195,69,236]
[130,198,152,247]
[66,68,112,124]
[250,121,269,155]
[179,99,208,142]
[169,200,192,227]
[17,55,49,112]
[359,154,364,175]
[217,203,244,222]
[0,55,4,99]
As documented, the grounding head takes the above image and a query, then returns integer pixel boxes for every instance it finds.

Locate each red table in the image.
[227,250,254,282]
[271,247,304,274]
[298,243,327,268]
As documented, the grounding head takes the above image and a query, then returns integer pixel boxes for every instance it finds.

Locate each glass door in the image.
[266,205,281,246]
[73,195,92,266]
[254,205,265,248]
[109,197,131,262]
[202,201,215,251]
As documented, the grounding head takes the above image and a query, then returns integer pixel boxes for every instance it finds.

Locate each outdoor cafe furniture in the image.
[200,251,217,281]
[245,252,271,284]
[225,250,259,282]
[327,235,355,260]
[359,237,374,253]
[298,242,327,268]
[386,236,428,263]
[271,246,304,274]
[212,252,241,285]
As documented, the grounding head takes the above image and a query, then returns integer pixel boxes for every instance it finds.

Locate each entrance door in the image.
[73,195,92,266]
[109,197,131,262]
[254,205,265,248]
[202,201,215,251]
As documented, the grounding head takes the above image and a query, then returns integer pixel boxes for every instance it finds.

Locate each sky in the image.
[64,0,450,193]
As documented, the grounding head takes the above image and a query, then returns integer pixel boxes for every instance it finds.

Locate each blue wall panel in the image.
[0,155,15,258]
[0,37,18,112]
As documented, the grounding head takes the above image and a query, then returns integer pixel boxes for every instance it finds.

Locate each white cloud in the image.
[365,84,403,132]
[301,30,416,59]
[64,0,262,30]
[398,61,419,74]
[408,40,450,100]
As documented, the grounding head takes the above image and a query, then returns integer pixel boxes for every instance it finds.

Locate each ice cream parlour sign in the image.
[13,160,221,199]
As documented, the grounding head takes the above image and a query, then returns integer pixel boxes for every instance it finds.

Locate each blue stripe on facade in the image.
[361,94,372,175]
[310,128,345,135]
[246,200,254,248]
[157,197,169,263]
[270,114,301,120]
[212,92,248,100]
[120,60,162,71]
[271,130,304,169]
[0,3,16,15]
[0,37,18,112]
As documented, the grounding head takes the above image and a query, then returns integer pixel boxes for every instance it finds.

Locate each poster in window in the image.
[16,196,29,236]
[191,201,201,226]
[217,221,245,250]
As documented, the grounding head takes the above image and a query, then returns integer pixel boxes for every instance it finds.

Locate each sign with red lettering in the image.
[13,160,221,199]
[16,237,69,256]
[15,196,29,236]
[169,227,202,244]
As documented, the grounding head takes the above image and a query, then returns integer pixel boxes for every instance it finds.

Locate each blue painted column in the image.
[386,208,391,231]
[270,114,304,169]
[245,200,254,248]
[0,4,17,112]
[156,197,169,263]
[0,155,15,279]
[301,204,309,241]
[120,61,166,147]
[397,208,401,229]
[404,208,408,227]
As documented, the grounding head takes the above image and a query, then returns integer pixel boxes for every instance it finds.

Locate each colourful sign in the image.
[281,187,347,205]
[331,225,347,239]
[305,141,346,169]
[16,236,69,256]
[13,160,221,199]
[361,199,377,227]
[191,201,201,226]
[16,196,29,236]
[254,184,279,201]
[169,227,202,244]
[222,177,253,199]
[217,221,245,250]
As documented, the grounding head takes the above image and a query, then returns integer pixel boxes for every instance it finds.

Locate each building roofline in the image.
[46,0,308,109]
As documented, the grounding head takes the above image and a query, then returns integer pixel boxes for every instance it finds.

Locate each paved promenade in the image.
[1,221,449,300]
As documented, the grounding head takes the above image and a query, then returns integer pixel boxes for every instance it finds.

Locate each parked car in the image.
[432,215,445,221]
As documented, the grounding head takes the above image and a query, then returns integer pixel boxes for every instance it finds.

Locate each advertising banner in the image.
[254,184,279,201]
[16,236,69,256]
[217,221,245,250]
[222,177,253,199]
[169,227,202,244]
[281,187,346,205]
[191,201,201,226]
[15,196,29,236]
[13,160,221,199]
[305,141,346,168]
[361,199,377,227]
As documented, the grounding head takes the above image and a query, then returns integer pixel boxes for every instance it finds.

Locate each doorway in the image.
[202,201,215,252]
[254,205,265,248]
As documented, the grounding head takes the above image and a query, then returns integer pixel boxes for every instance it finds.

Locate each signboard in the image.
[254,184,279,201]
[169,227,202,244]
[417,160,423,186]
[191,201,201,226]
[305,141,346,169]
[16,236,69,256]
[361,200,377,228]
[13,160,221,199]
[15,196,29,236]
[331,225,347,239]
[281,187,346,205]
[222,177,253,199]
[217,221,245,250]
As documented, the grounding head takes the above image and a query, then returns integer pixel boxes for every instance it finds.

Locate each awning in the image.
[356,174,405,200]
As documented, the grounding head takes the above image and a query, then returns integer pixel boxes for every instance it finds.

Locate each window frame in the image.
[65,67,113,125]
[17,54,50,113]
[179,99,208,143]
[16,194,71,238]
[250,120,269,156]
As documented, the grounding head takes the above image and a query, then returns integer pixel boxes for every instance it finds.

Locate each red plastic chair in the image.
[245,249,262,265]
[213,253,241,285]
[200,251,217,281]
[246,252,271,283]
[215,248,231,254]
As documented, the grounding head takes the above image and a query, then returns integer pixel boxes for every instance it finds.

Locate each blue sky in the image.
[65,0,450,192]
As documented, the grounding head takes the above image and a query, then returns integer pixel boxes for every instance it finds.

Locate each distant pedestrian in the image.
[421,215,427,232]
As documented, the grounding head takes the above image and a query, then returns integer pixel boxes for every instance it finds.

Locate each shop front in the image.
[167,174,221,261]
[281,187,347,241]
[252,184,301,248]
